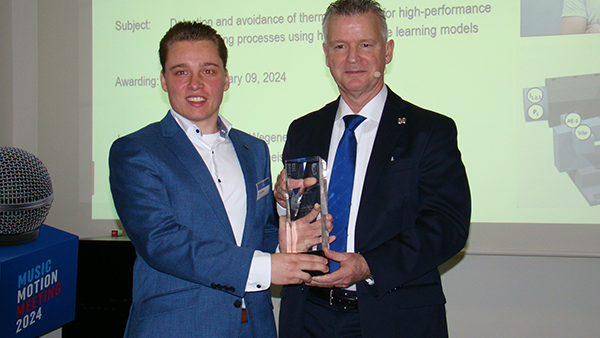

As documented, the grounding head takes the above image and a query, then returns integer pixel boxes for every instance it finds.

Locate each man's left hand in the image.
[307,248,371,288]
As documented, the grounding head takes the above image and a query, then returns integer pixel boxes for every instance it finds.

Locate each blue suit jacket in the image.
[109,113,278,337]
[279,88,471,338]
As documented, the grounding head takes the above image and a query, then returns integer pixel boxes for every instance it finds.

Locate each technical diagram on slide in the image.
[523,73,600,206]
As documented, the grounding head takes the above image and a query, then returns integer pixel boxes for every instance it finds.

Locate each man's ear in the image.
[160,71,168,92]
[323,43,330,68]
[224,69,230,91]
[385,39,394,64]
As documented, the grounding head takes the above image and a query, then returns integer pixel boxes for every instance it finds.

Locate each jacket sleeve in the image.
[109,136,254,297]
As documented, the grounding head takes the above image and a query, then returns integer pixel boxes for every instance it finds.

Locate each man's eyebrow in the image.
[168,63,188,71]
[168,62,220,71]
[329,38,378,44]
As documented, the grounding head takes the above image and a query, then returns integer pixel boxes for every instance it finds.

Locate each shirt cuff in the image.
[276,202,286,216]
[246,250,271,292]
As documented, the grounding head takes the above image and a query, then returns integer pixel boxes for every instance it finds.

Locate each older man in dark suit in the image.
[275,1,471,337]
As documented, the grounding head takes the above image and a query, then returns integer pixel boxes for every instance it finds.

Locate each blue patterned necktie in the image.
[327,114,366,272]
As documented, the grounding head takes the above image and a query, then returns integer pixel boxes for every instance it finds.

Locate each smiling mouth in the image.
[187,96,206,102]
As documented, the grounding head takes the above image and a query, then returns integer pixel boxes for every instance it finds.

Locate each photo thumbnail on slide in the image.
[521,0,600,37]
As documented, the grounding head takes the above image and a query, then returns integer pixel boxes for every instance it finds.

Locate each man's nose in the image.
[188,73,204,90]
[347,46,361,63]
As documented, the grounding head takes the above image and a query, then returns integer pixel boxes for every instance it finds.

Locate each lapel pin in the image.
[398,117,406,125]
[391,156,395,162]
[243,145,249,149]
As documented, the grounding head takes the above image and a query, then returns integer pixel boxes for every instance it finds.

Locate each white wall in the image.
[0,0,13,147]
[2,0,599,337]
[442,253,600,337]
[0,0,38,152]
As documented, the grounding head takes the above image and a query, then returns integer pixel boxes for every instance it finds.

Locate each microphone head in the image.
[374,71,382,78]
[0,147,53,245]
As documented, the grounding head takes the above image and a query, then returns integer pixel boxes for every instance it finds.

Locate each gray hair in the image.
[322,0,388,44]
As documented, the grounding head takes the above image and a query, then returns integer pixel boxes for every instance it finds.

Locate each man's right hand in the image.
[271,253,329,285]
[279,204,334,254]
[274,169,287,208]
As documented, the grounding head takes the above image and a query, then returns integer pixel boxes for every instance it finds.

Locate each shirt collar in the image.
[169,109,231,138]
[336,85,388,123]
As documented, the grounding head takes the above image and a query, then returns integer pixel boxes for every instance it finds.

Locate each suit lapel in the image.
[313,107,337,160]
[358,90,410,228]
[292,99,338,160]
[313,100,338,160]
[229,129,258,248]
[160,114,235,241]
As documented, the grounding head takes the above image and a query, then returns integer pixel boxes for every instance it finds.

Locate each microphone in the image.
[0,147,53,245]
[374,71,382,78]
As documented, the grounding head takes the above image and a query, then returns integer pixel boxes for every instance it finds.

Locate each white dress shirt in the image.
[326,86,388,289]
[171,110,271,293]
[327,86,388,256]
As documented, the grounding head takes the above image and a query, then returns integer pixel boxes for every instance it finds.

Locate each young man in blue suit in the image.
[274,0,471,337]
[109,21,329,338]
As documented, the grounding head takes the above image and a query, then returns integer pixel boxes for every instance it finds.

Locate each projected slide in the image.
[92,0,600,226]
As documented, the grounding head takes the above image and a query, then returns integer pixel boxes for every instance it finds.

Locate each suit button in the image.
[211,283,217,289]
[233,299,242,308]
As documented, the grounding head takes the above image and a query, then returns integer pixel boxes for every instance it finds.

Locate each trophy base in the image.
[301,249,329,276]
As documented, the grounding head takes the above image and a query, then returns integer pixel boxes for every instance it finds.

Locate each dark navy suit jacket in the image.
[279,88,471,338]
[109,113,278,337]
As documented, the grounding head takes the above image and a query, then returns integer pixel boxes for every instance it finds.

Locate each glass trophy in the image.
[285,156,329,275]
